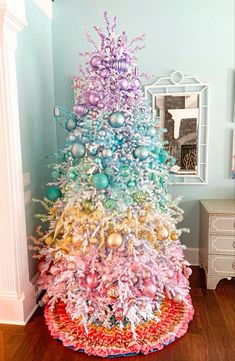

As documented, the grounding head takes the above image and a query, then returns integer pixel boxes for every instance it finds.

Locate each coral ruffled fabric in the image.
[45,295,194,357]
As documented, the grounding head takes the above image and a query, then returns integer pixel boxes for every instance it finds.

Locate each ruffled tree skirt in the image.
[45,295,194,357]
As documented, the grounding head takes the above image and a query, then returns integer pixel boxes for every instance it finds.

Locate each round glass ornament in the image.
[66,118,77,131]
[91,173,109,189]
[71,143,86,158]
[47,187,62,202]
[109,111,125,128]
[134,146,149,161]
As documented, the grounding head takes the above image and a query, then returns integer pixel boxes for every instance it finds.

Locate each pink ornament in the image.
[88,305,95,314]
[97,102,104,109]
[167,269,175,279]
[114,308,123,321]
[50,265,60,275]
[89,94,99,106]
[37,260,49,274]
[183,267,192,278]
[142,270,151,279]
[142,282,157,298]
[86,272,99,289]
[128,297,136,306]
[119,77,129,90]
[90,55,101,68]
[120,275,129,283]
[173,294,183,303]
[100,68,109,78]
[46,275,54,285]
[67,261,76,271]
[131,276,138,285]
[102,274,112,283]
[132,78,141,89]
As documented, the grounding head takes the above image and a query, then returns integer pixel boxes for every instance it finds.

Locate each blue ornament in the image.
[134,146,149,161]
[91,173,109,189]
[66,118,77,131]
[158,149,168,163]
[47,187,62,202]
[71,143,86,158]
[109,112,125,128]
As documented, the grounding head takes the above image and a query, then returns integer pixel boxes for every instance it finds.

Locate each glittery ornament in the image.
[104,198,116,210]
[119,165,130,177]
[91,173,109,189]
[107,284,119,299]
[71,143,86,158]
[133,146,149,160]
[106,232,123,249]
[109,111,125,128]
[73,103,89,117]
[133,191,147,204]
[86,272,99,289]
[128,297,136,306]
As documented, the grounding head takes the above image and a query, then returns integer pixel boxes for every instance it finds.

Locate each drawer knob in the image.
[233,262,235,271]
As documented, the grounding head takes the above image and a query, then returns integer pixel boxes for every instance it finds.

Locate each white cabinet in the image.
[199,199,235,289]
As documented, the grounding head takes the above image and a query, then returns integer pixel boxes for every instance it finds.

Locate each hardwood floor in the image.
[0,267,234,361]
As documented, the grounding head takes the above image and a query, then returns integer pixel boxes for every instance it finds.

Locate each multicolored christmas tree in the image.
[31,13,194,357]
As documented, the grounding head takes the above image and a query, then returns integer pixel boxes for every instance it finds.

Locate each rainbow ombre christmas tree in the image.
[31,13,194,357]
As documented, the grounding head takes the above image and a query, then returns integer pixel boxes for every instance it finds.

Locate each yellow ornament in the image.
[170,231,178,241]
[106,232,123,249]
[45,235,54,246]
[157,226,169,241]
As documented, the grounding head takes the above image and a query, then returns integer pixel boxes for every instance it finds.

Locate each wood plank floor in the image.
[0,267,235,361]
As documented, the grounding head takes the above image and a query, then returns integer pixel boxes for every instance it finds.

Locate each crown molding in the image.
[33,0,52,20]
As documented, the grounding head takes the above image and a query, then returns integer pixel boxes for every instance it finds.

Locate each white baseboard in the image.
[0,282,37,325]
[183,247,199,266]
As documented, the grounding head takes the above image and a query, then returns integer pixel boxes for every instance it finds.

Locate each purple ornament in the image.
[73,103,89,117]
[113,60,129,73]
[97,102,104,109]
[119,77,129,90]
[100,68,110,78]
[132,78,141,89]
[89,94,99,106]
[90,55,101,68]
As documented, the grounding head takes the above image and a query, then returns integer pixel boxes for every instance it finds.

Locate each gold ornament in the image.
[139,215,147,223]
[107,284,119,299]
[170,231,178,241]
[90,237,99,245]
[106,232,123,249]
[44,235,54,246]
[157,226,169,241]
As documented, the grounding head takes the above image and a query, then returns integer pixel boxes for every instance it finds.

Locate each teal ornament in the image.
[68,171,77,180]
[47,187,62,202]
[109,111,125,128]
[134,146,149,161]
[119,165,130,177]
[71,143,86,158]
[127,180,136,188]
[148,126,157,137]
[158,149,168,163]
[149,161,156,169]
[66,118,77,131]
[91,173,109,189]
[51,170,60,179]
[104,198,116,210]
[102,148,112,158]
[95,157,101,163]
[116,133,123,141]
[104,167,114,176]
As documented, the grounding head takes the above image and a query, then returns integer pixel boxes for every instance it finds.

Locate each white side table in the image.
[199,199,235,289]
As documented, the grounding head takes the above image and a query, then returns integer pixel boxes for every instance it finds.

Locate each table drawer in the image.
[209,234,235,255]
[208,255,235,275]
[209,215,235,234]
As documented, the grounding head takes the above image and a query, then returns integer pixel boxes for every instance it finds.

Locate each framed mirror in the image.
[145,71,210,185]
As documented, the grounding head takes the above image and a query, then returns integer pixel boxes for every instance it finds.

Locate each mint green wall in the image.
[51,0,234,249]
[16,0,56,278]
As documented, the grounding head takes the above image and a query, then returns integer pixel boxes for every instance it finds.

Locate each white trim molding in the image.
[183,247,199,266]
[33,0,52,20]
[0,0,37,324]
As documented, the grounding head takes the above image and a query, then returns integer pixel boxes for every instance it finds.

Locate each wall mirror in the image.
[145,71,209,185]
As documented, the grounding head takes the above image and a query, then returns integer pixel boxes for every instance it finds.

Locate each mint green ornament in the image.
[91,173,109,189]
[133,146,149,161]
[104,198,116,209]
[119,165,130,177]
[51,170,60,179]
[127,180,136,188]
[68,171,77,180]
[47,187,62,202]
[149,161,156,169]
[148,126,157,137]
[104,167,114,176]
